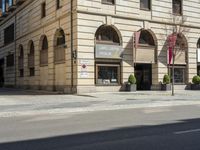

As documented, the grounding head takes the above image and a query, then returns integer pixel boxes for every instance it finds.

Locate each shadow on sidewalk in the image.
[1,118,200,150]
[0,88,62,96]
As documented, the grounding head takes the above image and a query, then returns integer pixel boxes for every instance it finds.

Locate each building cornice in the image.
[77,9,200,30]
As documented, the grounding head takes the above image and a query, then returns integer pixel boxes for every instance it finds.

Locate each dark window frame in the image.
[56,0,62,9]
[173,0,182,16]
[41,2,46,18]
[102,0,115,5]
[4,24,14,45]
[6,54,14,67]
[140,0,151,11]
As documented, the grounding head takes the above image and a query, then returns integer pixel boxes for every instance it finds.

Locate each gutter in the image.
[14,14,17,87]
[71,0,74,93]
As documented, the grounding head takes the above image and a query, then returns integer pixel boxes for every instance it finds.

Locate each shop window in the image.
[170,66,186,84]
[28,41,35,76]
[6,54,14,67]
[140,0,151,10]
[54,29,66,63]
[173,0,182,15]
[41,2,46,18]
[40,36,48,66]
[96,64,120,85]
[4,24,14,45]
[102,0,115,5]
[96,26,120,45]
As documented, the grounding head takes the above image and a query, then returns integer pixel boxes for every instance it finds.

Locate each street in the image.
[0,104,200,150]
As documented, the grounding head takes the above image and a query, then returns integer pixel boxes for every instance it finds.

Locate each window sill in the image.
[40,64,48,67]
[95,84,121,86]
[54,60,65,64]
[102,2,115,5]
[140,8,151,11]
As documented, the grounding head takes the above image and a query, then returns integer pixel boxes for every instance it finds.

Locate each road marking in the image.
[174,129,200,134]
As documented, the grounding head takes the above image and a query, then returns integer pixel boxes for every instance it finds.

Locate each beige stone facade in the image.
[0,0,199,93]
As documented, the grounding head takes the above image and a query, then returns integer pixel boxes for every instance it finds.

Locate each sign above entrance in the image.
[95,44,123,59]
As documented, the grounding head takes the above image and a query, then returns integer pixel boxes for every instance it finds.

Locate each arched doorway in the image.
[134,29,157,90]
[197,38,200,75]
[18,45,24,77]
[169,33,188,84]
[95,25,123,85]
[53,28,66,91]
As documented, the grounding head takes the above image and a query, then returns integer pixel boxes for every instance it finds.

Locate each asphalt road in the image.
[0,105,200,150]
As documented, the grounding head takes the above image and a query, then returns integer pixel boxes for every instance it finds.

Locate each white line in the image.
[174,129,200,134]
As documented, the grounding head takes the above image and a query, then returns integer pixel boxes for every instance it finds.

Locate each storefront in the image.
[95,25,123,86]
[134,29,157,90]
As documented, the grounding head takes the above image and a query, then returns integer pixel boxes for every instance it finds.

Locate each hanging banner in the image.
[168,34,177,64]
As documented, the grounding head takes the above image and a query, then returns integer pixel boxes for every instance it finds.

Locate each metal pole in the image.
[172,48,175,96]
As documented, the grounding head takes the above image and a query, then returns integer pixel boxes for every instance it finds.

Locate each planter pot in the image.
[126,84,137,92]
[161,84,171,91]
[191,84,200,90]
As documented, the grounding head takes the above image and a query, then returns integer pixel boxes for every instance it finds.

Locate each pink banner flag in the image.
[168,47,173,64]
[168,34,177,64]
[134,31,141,49]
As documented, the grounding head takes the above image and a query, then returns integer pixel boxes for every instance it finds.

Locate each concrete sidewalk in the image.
[0,88,200,117]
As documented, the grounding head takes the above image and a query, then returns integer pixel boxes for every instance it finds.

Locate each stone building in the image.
[0,0,199,93]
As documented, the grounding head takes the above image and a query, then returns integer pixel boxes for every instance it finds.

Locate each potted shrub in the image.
[126,74,137,92]
[191,75,200,90]
[161,74,171,91]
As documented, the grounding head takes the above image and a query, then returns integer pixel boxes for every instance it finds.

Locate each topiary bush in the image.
[192,75,200,84]
[128,74,136,84]
[163,74,170,84]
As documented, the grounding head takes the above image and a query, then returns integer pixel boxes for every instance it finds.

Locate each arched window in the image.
[28,41,35,76]
[40,36,48,66]
[18,45,24,77]
[95,25,120,45]
[139,30,155,46]
[95,25,122,86]
[54,29,66,63]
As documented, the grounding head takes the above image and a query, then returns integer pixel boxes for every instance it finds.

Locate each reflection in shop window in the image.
[96,65,120,85]
[170,67,186,84]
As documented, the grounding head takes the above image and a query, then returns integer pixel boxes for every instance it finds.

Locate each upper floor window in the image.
[173,0,182,15]
[41,2,46,18]
[56,0,62,9]
[4,24,14,45]
[140,0,151,10]
[102,0,115,5]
